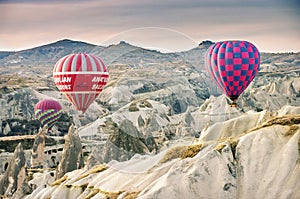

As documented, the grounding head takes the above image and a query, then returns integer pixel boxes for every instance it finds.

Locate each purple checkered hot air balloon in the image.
[205,40,260,105]
[34,99,62,129]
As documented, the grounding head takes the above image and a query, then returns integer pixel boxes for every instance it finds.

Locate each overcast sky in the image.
[0,0,299,52]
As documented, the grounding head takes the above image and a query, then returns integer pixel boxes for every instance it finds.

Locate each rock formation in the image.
[101,118,149,162]
[30,126,47,169]
[56,124,84,179]
[84,149,103,170]
[23,110,300,199]
[0,40,300,198]
[3,123,11,136]
[0,143,30,199]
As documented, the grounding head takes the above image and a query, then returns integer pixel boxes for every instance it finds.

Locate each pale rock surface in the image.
[24,112,300,199]
[30,126,47,168]
[84,149,103,169]
[77,99,175,162]
[100,118,150,162]
[192,95,243,133]
[199,109,271,142]
[0,143,29,199]
[236,124,300,198]
[78,99,171,140]
[56,125,84,179]
[3,123,11,136]
[277,105,300,116]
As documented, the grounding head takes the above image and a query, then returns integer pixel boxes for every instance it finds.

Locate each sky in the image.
[0,0,299,52]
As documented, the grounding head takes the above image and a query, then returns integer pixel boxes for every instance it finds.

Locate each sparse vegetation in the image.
[159,145,187,164]
[85,188,126,199]
[129,99,153,112]
[83,188,140,199]
[122,191,141,199]
[141,99,152,108]
[0,74,41,91]
[215,137,239,154]
[249,115,300,133]
[129,102,139,112]
[76,164,107,181]
[215,143,227,153]
[181,143,204,159]
[51,175,67,186]
[285,125,299,136]
[85,188,100,199]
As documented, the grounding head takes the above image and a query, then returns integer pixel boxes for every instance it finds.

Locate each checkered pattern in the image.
[205,41,260,100]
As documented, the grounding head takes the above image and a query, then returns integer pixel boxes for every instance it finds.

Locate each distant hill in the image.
[1,38,299,70]
[0,39,100,67]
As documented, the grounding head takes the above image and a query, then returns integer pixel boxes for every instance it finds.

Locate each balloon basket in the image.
[228,98,237,107]
[230,102,237,107]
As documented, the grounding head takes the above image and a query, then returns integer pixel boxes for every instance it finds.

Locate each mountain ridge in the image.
[1,38,299,54]
[1,38,299,69]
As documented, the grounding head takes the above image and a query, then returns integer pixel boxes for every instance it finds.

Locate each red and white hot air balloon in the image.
[53,53,109,114]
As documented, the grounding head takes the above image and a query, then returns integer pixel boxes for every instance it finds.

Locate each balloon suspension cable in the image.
[229,99,245,113]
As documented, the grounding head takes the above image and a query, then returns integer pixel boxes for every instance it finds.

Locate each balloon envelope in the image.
[205,40,260,101]
[53,53,109,113]
[34,99,62,128]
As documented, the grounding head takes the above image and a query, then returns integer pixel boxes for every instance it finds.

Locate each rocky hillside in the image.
[0,39,98,67]
[22,105,300,199]
[0,39,299,198]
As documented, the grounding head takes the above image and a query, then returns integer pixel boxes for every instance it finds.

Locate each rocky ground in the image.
[23,106,300,199]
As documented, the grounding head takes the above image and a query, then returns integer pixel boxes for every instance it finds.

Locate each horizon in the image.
[1,38,299,54]
[1,0,300,53]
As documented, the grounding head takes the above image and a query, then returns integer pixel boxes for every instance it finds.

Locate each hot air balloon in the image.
[34,99,62,128]
[205,40,260,106]
[53,53,109,114]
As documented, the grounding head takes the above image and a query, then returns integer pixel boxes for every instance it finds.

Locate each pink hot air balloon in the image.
[205,40,260,105]
[53,53,109,114]
[34,99,62,129]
